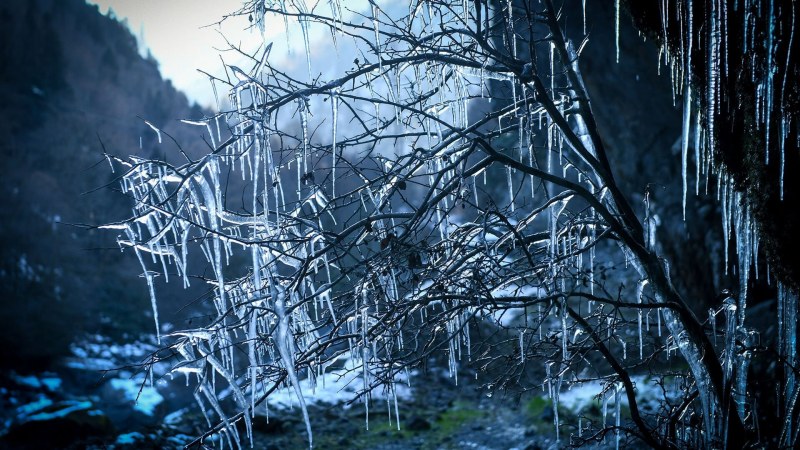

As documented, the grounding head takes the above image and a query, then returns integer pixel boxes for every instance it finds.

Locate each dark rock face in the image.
[623,0,800,291]
[565,0,732,310]
[405,415,432,431]
[481,0,736,312]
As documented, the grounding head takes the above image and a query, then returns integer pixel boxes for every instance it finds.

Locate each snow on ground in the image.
[546,375,660,413]
[265,355,412,411]
[109,374,164,416]
[115,431,145,444]
[66,334,160,371]
[26,400,93,421]
[15,395,54,417]
[10,373,62,392]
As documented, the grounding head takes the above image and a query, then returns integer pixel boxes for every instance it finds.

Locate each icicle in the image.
[780,117,786,200]
[707,0,718,150]
[561,301,569,361]
[736,331,753,422]
[372,2,381,65]
[582,0,587,35]
[664,309,714,448]
[506,166,515,213]
[272,281,312,448]
[297,12,313,78]
[538,304,543,340]
[507,0,516,59]
[199,380,240,450]
[694,103,702,195]
[331,89,339,196]
[657,308,662,336]
[128,234,161,342]
[549,42,555,94]
[722,296,737,388]
[298,99,309,202]
[764,0,775,164]
[615,0,621,63]
[615,382,622,450]
[637,279,648,359]
[545,361,562,442]
[779,2,795,200]
[681,83,692,220]
[778,282,798,435]
[710,308,717,346]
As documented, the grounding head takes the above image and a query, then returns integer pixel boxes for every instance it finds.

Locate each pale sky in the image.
[88,0,264,109]
[88,1,385,110]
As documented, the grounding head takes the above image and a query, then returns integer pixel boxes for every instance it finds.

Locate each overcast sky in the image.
[88,0,266,109]
[88,1,386,111]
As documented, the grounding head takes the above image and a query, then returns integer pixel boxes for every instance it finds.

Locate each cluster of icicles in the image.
[105,126,407,448]
[632,0,798,446]
[100,2,486,447]
[102,0,798,448]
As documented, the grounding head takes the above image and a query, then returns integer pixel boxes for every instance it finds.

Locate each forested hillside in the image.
[0,0,208,368]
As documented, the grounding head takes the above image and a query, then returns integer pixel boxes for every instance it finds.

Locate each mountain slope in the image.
[0,0,210,368]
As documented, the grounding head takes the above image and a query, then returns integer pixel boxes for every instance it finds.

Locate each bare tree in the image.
[103,0,796,448]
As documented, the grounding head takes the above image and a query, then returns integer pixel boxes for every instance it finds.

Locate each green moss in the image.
[303,400,487,450]
[312,417,412,449]
[526,395,573,421]
[524,393,635,439]
[364,419,414,441]
[525,395,573,437]
[526,396,550,417]
[431,402,483,436]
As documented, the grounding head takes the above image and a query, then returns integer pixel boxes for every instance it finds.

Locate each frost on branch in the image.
[103,0,796,448]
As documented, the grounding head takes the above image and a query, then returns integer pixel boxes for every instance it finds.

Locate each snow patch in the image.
[27,400,92,421]
[266,356,411,410]
[15,396,53,418]
[11,375,41,389]
[115,431,145,444]
[548,375,654,412]
[40,376,62,392]
[66,334,161,373]
[109,377,164,416]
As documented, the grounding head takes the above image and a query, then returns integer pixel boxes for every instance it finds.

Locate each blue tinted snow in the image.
[27,400,92,421]
[115,431,145,444]
[109,377,164,416]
